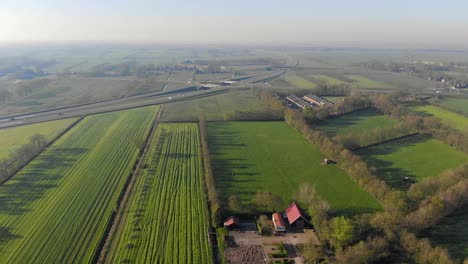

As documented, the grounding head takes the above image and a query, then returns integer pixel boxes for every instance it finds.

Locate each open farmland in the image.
[107,123,212,264]
[411,105,468,132]
[307,74,347,86]
[438,98,468,115]
[421,205,468,260]
[356,134,468,189]
[0,106,158,263]
[284,71,317,88]
[0,118,77,159]
[345,75,395,89]
[315,108,397,137]
[208,121,382,215]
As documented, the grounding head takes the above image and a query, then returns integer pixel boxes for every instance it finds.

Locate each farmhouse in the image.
[224,216,240,230]
[303,94,333,107]
[285,202,310,229]
[272,212,286,232]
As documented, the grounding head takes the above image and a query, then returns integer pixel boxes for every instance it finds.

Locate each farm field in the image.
[0,118,78,159]
[307,74,347,86]
[322,96,344,103]
[356,134,468,189]
[315,108,397,137]
[208,121,382,215]
[421,205,468,260]
[161,89,279,122]
[438,98,468,115]
[345,75,395,89]
[284,71,317,88]
[0,106,158,263]
[411,105,468,132]
[107,123,212,264]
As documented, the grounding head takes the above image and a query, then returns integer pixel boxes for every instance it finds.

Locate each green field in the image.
[421,205,468,260]
[307,74,347,86]
[284,72,317,88]
[356,134,468,189]
[0,118,78,159]
[411,105,468,132]
[345,75,395,89]
[0,106,157,263]
[316,109,397,137]
[208,122,382,215]
[107,123,212,264]
[439,98,468,115]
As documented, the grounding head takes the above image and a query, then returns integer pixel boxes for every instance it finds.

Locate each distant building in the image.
[285,95,313,110]
[224,216,240,230]
[302,94,333,107]
[285,202,310,229]
[221,80,239,86]
[272,213,286,232]
[198,83,220,90]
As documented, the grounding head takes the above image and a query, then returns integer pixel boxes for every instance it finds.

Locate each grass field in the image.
[284,72,317,88]
[316,109,397,137]
[107,123,212,264]
[438,98,468,115]
[307,75,347,86]
[0,106,158,263]
[322,96,345,103]
[345,75,395,89]
[0,118,78,159]
[411,105,468,132]
[161,89,277,122]
[356,134,468,189]
[421,205,468,260]
[208,122,382,215]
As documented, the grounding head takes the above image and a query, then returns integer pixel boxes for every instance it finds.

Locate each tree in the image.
[228,195,242,212]
[253,191,284,212]
[29,134,48,153]
[331,216,355,251]
[0,89,12,104]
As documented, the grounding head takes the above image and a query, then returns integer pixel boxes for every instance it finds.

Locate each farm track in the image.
[97,105,164,263]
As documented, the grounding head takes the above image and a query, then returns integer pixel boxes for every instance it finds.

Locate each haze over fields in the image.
[1,0,468,48]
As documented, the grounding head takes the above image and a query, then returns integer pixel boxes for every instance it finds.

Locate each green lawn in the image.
[0,118,78,159]
[107,124,212,264]
[411,105,468,132]
[0,106,158,263]
[439,98,468,115]
[356,134,468,189]
[316,109,397,137]
[208,122,382,215]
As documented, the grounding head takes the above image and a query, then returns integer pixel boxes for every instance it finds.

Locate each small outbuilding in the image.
[285,202,311,229]
[224,216,240,230]
[272,212,286,232]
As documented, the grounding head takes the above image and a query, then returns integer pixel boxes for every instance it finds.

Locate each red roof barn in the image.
[285,202,310,227]
[224,216,240,230]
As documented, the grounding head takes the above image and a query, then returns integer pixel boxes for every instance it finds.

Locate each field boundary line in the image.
[0,116,84,186]
[352,133,420,152]
[96,104,164,264]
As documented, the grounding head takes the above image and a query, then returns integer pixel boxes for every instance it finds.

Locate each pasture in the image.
[107,123,212,264]
[284,71,317,88]
[421,204,468,260]
[208,121,382,215]
[345,75,395,89]
[0,106,157,263]
[356,134,468,189]
[307,74,347,86]
[0,118,78,159]
[438,98,468,116]
[411,105,468,132]
[315,108,397,137]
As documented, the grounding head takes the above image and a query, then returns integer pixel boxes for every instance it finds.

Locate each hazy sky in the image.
[1,0,468,48]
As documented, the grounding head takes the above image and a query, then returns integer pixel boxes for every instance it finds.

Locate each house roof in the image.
[285,202,307,224]
[272,212,286,228]
[224,216,240,227]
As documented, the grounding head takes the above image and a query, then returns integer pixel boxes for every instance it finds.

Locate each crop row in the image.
[0,106,158,263]
[107,123,213,264]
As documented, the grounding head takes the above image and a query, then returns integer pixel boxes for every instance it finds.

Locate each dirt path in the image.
[96,104,164,264]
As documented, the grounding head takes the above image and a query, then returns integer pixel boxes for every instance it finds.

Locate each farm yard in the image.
[0,118,77,159]
[0,106,157,263]
[356,134,468,189]
[411,105,468,132]
[106,123,213,264]
[421,205,468,260]
[315,108,397,137]
[208,121,382,215]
